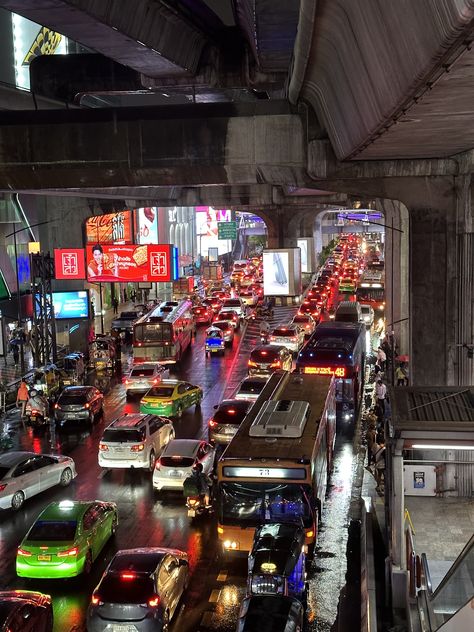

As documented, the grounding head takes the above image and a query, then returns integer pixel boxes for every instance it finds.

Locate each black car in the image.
[0,590,53,632]
[236,595,304,632]
[54,386,104,427]
[208,399,252,445]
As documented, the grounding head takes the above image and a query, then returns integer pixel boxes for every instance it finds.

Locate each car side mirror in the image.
[213,404,218,410]
[178,558,188,567]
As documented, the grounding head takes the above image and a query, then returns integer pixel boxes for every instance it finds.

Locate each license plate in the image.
[109,625,138,632]
[37,554,51,561]
[223,426,235,434]
[169,470,182,478]
[188,508,195,517]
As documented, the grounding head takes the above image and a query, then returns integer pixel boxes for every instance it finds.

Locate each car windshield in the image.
[146,386,175,398]
[130,368,155,377]
[214,404,249,424]
[28,520,77,541]
[120,312,138,319]
[272,329,295,337]
[59,394,87,405]
[160,456,195,468]
[238,380,265,395]
[102,429,146,443]
[224,300,240,307]
[218,483,312,527]
[213,323,230,332]
[98,574,155,604]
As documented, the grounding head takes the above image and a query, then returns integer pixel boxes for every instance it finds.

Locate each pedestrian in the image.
[373,442,386,492]
[90,297,95,319]
[16,380,29,421]
[375,379,387,415]
[112,296,119,314]
[12,343,19,366]
[123,288,128,302]
[376,346,386,372]
[395,363,406,386]
[366,423,377,467]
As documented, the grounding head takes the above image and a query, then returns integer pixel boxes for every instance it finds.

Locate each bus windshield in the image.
[134,323,172,343]
[218,482,312,528]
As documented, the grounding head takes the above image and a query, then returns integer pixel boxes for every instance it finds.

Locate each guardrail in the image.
[361,498,378,632]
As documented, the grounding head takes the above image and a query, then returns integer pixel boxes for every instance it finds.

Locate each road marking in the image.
[217,571,228,581]
[209,589,221,603]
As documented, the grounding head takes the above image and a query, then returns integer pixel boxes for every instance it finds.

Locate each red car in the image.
[192,305,213,324]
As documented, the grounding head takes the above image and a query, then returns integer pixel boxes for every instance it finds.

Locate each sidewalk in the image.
[0,346,34,385]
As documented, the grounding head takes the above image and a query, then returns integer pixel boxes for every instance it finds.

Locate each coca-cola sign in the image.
[85,211,133,245]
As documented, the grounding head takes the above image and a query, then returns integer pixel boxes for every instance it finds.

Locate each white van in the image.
[335,301,363,324]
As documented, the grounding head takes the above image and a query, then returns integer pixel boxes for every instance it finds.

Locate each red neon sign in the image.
[303,366,347,378]
[54,249,86,280]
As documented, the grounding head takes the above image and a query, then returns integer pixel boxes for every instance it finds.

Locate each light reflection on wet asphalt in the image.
[0,304,361,631]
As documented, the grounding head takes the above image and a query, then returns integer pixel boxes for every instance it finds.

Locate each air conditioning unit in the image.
[249,400,310,438]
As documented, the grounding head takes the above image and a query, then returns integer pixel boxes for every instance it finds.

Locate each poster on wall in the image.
[85,211,133,245]
[297,239,308,273]
[135,207,158,244]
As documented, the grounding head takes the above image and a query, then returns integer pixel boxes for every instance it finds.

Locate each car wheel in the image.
[148,450,156,472]
[83,550,93,575]
[11,491,25,511]
[60,467,73,487]
[162,610,170,632]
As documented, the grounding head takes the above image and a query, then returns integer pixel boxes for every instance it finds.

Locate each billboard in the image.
[297,238,315,273]
[85,211,133,245]
[135,207,158,244]
[195,207,232,256]
[48,291,89,320]
[86,244,177,283]
[263,248,302,296]
[54,248,86,280]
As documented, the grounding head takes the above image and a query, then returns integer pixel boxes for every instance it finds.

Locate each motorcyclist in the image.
[26,388,49,419]
[189,462,212,507]
[259,320,271,342]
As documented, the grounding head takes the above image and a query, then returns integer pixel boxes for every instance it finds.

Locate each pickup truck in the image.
[111,311,140,334]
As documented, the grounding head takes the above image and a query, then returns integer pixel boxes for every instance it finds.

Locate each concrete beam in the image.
[0,102,307,190]
[0,0,214,77]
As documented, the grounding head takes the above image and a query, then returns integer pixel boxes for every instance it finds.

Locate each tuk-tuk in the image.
[62,352,86,387]
[247,523,308,605]
[205,326,225,356]
[89,335,117,371]
[23,364,64,402]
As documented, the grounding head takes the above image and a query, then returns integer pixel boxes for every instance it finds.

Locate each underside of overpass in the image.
[0,0,472,386]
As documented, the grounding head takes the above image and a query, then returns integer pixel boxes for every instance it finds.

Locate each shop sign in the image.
[54,248,86,280]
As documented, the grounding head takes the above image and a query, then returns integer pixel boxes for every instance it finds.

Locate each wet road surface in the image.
[0,301,361,631]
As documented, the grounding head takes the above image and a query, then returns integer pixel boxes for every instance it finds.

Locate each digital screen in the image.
[86,244,176,282]
[297,239,308,273]
[135,207,158,244]
[222,466,307,480]
[303,366,346,377]
[85,211,133,245]
[54,249,86,280]
[263,251,289,295]
[50,291,89,319]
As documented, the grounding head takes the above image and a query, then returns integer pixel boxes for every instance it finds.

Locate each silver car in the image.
[233,376,269,402]
[0,451,76,511]
[153,439,215,492]
[211,320,235,346]
[87,548,189,632]
[123,363,170,397]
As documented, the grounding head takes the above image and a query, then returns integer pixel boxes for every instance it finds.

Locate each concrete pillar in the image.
[409,177,474,385]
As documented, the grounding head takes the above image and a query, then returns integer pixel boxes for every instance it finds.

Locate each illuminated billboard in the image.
[195,207,232,256]
[297,238,315,273]
[86,244,177,283]
[54,249,86,280]
[39,291,89,320]
[263,248,302,296]
[85,211,133,245]
[136,207,158,244]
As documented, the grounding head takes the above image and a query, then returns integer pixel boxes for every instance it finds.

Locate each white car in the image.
[153,439,215,492]
[268,324,305,354]
[123,362,170,397]
[99,413,175,471]
[291,313,317,338]
[0,451,76,511]
[233,376,269,402]
[360,303,375,328]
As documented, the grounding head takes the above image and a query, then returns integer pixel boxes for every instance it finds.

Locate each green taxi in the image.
[16,500,118,579]
[338,277,356,293]
[140,379,203,418]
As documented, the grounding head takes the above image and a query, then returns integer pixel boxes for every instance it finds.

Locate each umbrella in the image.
[396,354,409,363]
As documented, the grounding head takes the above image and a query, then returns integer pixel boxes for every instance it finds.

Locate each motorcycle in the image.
[25,390,49,428]
[260,330,270,345]
[186,494,213,518]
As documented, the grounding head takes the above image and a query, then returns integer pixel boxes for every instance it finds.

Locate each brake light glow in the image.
[130,444,145,452]
[54,403,60,410]
[57,547,78,557]
[208,419,218,428]
[248,360,258,367]
[148,595,161,607]
[270,362,281,368]
[120,572,136,580]
[17,548,32,556]
[91,593,103,606]
[99,443,109,451]
[84,403,90,409]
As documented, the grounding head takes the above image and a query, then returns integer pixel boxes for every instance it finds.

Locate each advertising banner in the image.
[297,238,315,273]
[54,248,86,280]
[86,244,177,283]
[36,291,89,319]
[263,248,301,296]
[85,211,133,245]
[135,207,158,244]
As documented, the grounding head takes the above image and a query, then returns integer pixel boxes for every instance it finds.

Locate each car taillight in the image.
[290,337,296,342]
[91,592,103,606]
[99,443,109,451]
[269,336,276,341]
[148,595,161,607]
[120,572,137,580]
[130,444,145,452]
[57,547,78,557]
[17,548,32,557]
[161,400,173,406]
[54,403,60,410]
[124,379,130,385]
[248,360,258,367]
[154,460,161,470]
[153,379,159,384]
[31,410,39,415]
[0,484,7,492]
[84,403,90,409]
[208,419,218,428]
[270,362,281,368]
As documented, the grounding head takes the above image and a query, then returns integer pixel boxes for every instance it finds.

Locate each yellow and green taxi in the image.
[140,379,203,418]
[338,277,356,293]
[16,500,118,579]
